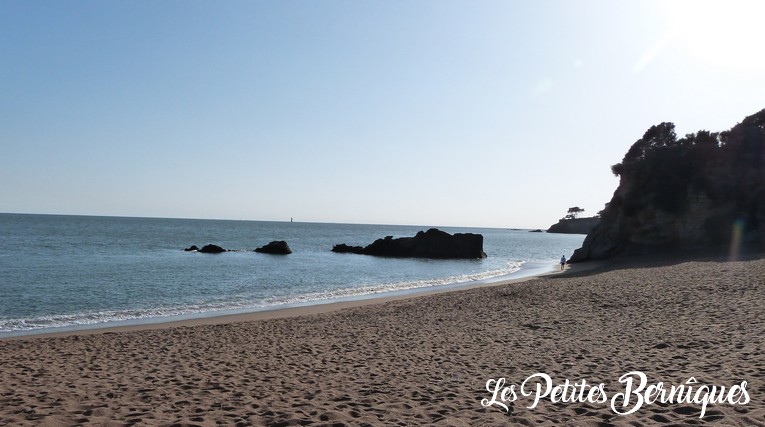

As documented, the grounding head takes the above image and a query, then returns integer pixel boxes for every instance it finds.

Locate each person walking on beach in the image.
[560,255,566,270]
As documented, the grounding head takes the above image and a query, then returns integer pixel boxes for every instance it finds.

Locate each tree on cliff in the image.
[570,108,765,261]
[565,207,585,220]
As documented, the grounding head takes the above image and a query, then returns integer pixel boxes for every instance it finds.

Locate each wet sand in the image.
[1,256,763,426]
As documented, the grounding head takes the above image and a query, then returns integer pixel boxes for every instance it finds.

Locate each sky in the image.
[1,0,764,229]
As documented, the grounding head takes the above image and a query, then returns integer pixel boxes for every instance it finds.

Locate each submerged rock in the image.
[183,245,199,252]
[255,241,292,255]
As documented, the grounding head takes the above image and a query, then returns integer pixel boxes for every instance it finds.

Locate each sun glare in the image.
[661,0,765,70]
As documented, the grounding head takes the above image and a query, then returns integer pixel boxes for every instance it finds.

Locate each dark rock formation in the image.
[570,108,765,262]
[198,244,226,254]
[255,241,292,255]
[529,229,544,233]
[333,228,487,259]
[547,217,600,234]
[183,245,199,252]
[331,244,365,254]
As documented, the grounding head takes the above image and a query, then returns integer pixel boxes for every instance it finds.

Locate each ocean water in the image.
[0,214,585,337]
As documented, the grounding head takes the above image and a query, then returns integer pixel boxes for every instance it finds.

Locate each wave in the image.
[265,261,524,305]
[0,261,524,335]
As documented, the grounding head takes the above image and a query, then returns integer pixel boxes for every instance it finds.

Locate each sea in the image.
[0,214,585,337]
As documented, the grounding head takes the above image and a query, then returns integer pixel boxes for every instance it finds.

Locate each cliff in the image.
[547,217,600,234]
[570,108,765,262]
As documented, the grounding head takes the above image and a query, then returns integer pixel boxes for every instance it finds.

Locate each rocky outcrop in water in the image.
[255,241,292,255]
[331,244,365,254]
[570,108,765,262]
[198,244,227,253]
[333,228,487,259]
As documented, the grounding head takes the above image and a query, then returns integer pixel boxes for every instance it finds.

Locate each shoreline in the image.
[1,254,761,425]
[2,260,598,341]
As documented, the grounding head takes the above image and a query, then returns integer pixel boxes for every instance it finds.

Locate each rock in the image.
[198,244,226,254]
[255,241,292,255]
[546,217,600,234]
[570,108,765,262]
[333,228,487,259]
[529,229,544,233]
[331,244,365,254]
[183,245,199,252]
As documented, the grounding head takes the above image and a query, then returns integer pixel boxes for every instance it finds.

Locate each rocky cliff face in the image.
[570,109,765,262]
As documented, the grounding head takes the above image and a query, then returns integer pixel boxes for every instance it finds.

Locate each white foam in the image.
[265,261,524,306]
[0,261,525,335]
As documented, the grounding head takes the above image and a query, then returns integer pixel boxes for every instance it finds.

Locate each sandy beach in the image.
[1,255,764,426]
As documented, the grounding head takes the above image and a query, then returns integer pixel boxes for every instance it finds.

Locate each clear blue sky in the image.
[2,0,763,228]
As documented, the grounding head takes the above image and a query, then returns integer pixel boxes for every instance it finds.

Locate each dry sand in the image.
[1,256,764,426]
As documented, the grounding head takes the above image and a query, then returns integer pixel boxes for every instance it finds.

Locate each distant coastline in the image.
[547,216,600,234]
